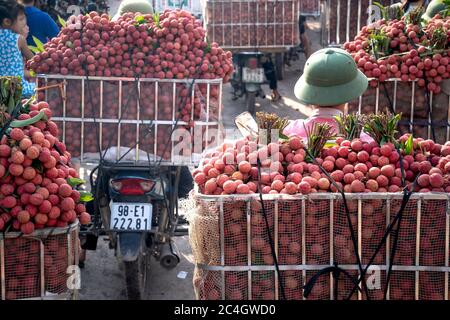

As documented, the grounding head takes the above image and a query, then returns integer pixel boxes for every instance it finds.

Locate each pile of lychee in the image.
[193,135,450,195]
[0,101,91,234]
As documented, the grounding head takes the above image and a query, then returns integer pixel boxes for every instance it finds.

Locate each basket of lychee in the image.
[344,10,450,94]
[0,78,92,299]
[193,112,450,196]
[0,97,92,234]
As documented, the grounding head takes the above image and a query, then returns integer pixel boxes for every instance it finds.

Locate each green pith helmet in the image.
[294,48,368,106]
[112,0,154,20]
[422,0,447,22]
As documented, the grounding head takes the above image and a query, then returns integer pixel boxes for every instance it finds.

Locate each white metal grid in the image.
[193,192,450,300]
[202,0,300,50]
[37,74,223,166]
[322,0,397,45]
[300,0,321,16]
[0,222,79,300]
[350,78,450,144]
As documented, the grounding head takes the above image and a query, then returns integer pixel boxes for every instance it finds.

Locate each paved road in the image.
[78,15,323,300]
[79,235,196,300]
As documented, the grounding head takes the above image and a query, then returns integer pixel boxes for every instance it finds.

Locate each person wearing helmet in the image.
[422,0,447,22]
[283,48,368,139]
[112,0,154,21]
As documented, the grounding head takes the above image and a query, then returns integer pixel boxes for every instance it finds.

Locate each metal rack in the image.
[192,192,450,300]
[202,0,300,50]
[37,74,223,166]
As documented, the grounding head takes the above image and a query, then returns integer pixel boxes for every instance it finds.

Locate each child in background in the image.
[0,0,35,98]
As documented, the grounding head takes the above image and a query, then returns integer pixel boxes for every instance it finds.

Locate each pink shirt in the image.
[284,108,373,143]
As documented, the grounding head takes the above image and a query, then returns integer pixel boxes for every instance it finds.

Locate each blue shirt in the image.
[25,7,59,46]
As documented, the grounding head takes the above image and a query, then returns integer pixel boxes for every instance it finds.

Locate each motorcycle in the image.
[230,52,266,115]
[83,161,190,300]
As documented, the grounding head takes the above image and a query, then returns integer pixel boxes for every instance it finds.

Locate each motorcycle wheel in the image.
[246,91,256,115]
[124,250,152,300]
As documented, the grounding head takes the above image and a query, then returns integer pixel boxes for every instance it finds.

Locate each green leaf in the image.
[405,134,414,155]
[10,110,46,127]
[135,15,146,24]
[57,15,66,27]
[279,133,289,140]
[31,160,44,174]
[7,95,15,114]
[32,36,45,53]
[153,13,160,28]
[80,191,94,202]
[67,177,86,187]
[204,41,212,54]
[28,45,41,54]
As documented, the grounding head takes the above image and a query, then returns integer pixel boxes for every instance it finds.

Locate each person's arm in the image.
[45,14,60,40]
[18,35,34,61]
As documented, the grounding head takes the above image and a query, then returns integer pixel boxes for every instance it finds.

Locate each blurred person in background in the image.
[112,0,153,21]
[285,14,311,68]
[261,53,282,101]
[299,14,311,60]
[20,0,59,46]
[0,0,35,97]
[422,0,447,21]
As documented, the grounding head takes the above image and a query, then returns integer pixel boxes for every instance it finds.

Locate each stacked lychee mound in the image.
[193,135,450,195]
[28,10,231,161]
[27,10,233,81]
[344,13,450,94]
[0,101,91,234]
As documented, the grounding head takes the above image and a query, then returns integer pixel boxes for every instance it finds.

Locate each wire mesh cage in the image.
[36,75,223,166]
[201,0,300,50]
[152,0,203,15]
[300,0,321,16]
[322,0,396,46]
[188,192,450,300]
[347,79,450,145]
[0,222,79,300]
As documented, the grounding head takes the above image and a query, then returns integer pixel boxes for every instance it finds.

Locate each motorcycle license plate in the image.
[242,67,265,83]
[110,203,152,231]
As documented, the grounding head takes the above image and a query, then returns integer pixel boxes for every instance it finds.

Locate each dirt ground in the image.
[78,16,324,300]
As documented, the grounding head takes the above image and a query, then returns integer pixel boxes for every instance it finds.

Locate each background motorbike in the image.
[230,52,266,115]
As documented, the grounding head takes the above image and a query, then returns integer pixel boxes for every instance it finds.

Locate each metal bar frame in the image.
[1,239,5,300]
[274,199,279,300]
[40,241,45,298]
[445,201,449,300]
[247,201,252,300]
[329,198,335,300]
[36,75,223,166]
[302,198,306,300]
[415,198,422,300]
[386,198,391,300]
[220,198,225,300]
[194,193,450,300]
[357,198,362,300]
